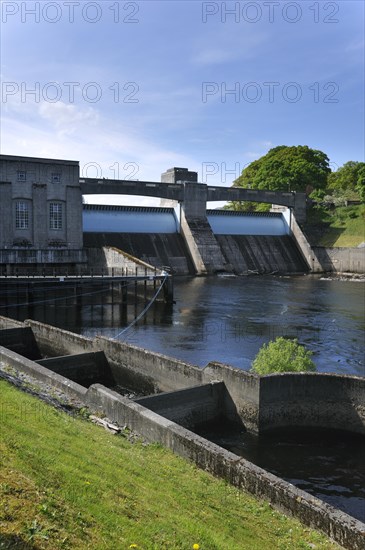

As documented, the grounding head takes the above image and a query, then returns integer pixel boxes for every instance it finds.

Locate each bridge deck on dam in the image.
[83,205,308,275]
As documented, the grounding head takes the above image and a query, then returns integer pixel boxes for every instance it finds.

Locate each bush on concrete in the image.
[252,337,316,375]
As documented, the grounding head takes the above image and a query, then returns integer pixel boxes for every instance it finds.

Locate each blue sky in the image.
[1,0,364,204]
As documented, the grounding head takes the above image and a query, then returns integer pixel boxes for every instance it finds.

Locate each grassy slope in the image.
[304,205,365,247]
[0,381,341,550]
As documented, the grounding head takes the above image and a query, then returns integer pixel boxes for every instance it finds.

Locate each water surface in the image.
[2,275,364,376]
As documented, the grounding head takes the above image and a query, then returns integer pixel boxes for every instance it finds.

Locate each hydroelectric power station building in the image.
[1,154,363,275]
[0,155,85,271]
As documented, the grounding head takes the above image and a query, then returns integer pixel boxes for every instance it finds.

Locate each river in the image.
[82,274,364,377]
[2,274,363,376]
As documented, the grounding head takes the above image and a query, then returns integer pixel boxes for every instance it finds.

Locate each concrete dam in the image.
[83,205,308,276]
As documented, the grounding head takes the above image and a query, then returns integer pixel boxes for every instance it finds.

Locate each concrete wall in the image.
[0,344,87,400]
[86,246,160,276]
[2,317,363,436]
[180,210,230,275]
[0,327,41,360]
[203,361,260,434]
[216,235,308,275]
[259,373,365,434]
[37,351,114,388]
[136,382,229,429]
[21,319,95,358]
[94,334,203,393]
[0,155,82,250]
[289,213,322,272]
[312,246,365,274]
[0,249,87,267]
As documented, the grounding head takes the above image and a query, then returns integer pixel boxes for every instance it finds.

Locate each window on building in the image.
[15,201,29,229]
[51,173,61,183]
[17,171,26,182]
[49,202,63,230]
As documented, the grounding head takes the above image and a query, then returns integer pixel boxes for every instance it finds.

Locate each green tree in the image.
[234,145,330,193]
[251,337,316,375]
[227,146,331,212]
[327,161,365,196]
[355,165,365,202]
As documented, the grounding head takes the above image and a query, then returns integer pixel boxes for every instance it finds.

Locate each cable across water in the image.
[114,274,168,339]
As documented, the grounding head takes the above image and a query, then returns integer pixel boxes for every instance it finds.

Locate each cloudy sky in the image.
[1,0,364,204]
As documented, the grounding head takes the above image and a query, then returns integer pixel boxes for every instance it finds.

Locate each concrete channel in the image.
[0,315,364,549]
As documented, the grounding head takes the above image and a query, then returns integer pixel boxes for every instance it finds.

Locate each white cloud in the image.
[192,28,267,65]
[38,101,100,136]
[1,103,200,206]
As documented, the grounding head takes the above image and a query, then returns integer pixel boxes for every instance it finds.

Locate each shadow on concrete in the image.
[0,327,41,360]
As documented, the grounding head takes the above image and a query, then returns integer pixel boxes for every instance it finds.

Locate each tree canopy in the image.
[327,161,365,197]
[234,145,331,194]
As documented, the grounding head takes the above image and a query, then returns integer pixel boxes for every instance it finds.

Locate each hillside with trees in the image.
[226,146,364,247]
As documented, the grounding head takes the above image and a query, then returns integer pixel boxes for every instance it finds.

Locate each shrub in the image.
[252,337,316,375]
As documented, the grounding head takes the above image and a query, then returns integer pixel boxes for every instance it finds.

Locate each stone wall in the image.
[312,246,365,274]
[0,155,82,250]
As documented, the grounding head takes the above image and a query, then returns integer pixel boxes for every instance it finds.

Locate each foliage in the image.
[234,145,330,194]
[327,161,365,197]
[0,380,340,550]
[223,201,270,212]
[355,165,365,202]
[252,337,316,375]
[305,204,365,247]
[309,188,327,202]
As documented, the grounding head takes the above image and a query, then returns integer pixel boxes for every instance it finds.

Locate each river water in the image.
[82,274,364,377]
[2,274,363,375]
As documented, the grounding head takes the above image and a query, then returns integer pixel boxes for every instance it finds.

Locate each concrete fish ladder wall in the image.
[0,339,364,550]
[0,316,364,436]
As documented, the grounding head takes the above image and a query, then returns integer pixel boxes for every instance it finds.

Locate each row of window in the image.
[16,171,61,183]
[15,201,63,230]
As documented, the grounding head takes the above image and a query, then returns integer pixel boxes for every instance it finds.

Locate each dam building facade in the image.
[1,154,316,275]
[0,155,84,266]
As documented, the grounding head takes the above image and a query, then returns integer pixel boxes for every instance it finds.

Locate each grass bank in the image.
[305,204,365,247]
[0,380,341,550]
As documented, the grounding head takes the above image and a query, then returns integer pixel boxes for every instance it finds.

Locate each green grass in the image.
[0,380,341,550]
[305,204,365,247]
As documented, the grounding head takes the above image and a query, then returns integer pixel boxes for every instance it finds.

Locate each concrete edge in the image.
[24,319,94,347]
[94,333,202,375]
[0,345,87,399]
